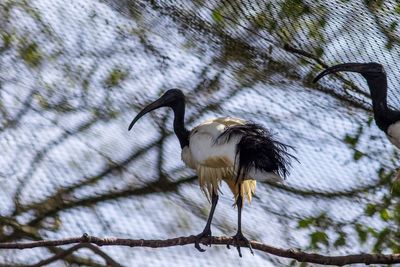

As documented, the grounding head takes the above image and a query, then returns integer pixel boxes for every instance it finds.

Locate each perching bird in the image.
[313,63,400,178]
[314,63,400,149]
[128,89,295,257]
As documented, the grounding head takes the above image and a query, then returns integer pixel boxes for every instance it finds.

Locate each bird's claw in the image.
[194,229,212,252]
[195,242,206,252]
[229,232,254,257]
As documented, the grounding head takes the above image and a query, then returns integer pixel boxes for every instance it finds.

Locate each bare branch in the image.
[26,244,86,267]
[84,243,123,267]
[1,234,400,266]
[22,243,121,267]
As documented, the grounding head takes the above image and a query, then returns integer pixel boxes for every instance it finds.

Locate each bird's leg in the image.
[228,193,254,257]
[194,192,218,252]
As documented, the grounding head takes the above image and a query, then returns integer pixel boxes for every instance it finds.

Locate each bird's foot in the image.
[194,228,212,252]
[227,231,254,257]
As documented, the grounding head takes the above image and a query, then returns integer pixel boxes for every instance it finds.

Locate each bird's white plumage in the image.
[189,121,239,166]
[182,117,243,169]
[387,121,400,149]
[181,117,283,203]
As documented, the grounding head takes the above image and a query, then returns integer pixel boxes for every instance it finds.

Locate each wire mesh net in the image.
[1,0,400,266]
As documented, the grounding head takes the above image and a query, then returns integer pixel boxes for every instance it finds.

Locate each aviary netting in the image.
[0,0,400,266]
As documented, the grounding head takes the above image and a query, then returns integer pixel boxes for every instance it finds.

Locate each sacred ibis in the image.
[313,63,400,178]
[313,62,400,181]
[128,89,296,256]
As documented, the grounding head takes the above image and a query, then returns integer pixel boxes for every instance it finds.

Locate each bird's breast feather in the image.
[387,121,400,149]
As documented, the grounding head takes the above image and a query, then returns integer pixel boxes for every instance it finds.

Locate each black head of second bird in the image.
[313,62,400,138]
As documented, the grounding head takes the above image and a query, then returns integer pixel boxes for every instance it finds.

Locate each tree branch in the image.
[1,234,400,266]
[84,243,123,267]
[24,243,122,267]
[27,244,86,267]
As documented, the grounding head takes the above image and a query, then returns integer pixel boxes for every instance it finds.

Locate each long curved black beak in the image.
[128,97,166,131]
[313,63,384,83]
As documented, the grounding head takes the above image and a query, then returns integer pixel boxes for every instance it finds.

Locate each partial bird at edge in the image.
[313,62,400,182]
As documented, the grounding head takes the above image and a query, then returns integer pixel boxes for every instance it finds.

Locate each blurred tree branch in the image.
[0,218,110,267]
[1,234,400,266]
[25,243,122,267]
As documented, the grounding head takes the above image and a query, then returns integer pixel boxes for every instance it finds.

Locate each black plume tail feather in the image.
[216,123,297,184]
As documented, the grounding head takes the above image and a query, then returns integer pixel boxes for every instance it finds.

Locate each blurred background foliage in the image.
[1,0,400,266]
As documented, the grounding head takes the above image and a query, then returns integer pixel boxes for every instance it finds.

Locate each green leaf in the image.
[298,218,314,228]
[373,227,390,253]
[386,41,394,50]
[105,68,127,87]
[390,21,398,31]
[314,47,324,58]
[353,150,364,161]
[19,42,42,67]
[393,245,400,254]
[1,32,12,50]
[365,203,377,216]
[380,209,391,221]
[344,134,358,147]
[365,0,383,8]
[211,9,223,24]
[355,223,368,243]
[34,93,49,109]
[376,168,394,184]
[253,13,268,29]
[334,232,347,247]
[268,20,277,32]
[281,0,310,18]
[391,180,400,197]
[367,227,378,238]
[310,231,329,249]
[367,116,374,126]
[395,3,400,14]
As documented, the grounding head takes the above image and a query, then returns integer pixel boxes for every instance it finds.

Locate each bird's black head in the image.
[128,89,185,131]
[314,62,396,133]
[313,62,387,100]
[313,62,385,83]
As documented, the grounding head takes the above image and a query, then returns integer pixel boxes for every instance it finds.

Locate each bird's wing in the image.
[187,119,296,182]
[216,123,296,183]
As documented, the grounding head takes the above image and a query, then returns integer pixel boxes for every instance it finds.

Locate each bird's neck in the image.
[370,81,388,117]
[367,77,397,132]
[172,101,190,148]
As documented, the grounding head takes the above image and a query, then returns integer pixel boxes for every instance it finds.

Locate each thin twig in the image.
[26,244,86,267]
[83,243,123,267]
[24,243,122,267]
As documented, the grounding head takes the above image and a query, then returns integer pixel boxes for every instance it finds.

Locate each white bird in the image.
[129,89,296,256]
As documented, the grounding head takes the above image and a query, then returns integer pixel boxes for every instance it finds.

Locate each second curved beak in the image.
[313,62,385,83]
